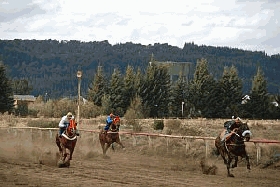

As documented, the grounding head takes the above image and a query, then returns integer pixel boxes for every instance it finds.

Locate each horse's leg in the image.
[99,133,106,154]
[56,135,62,153]
[100,141,105,154]
[227,157,234,177]
[116,138,125,149]
[245,153,251,170]
[103,143,111,155]
[63,148,71,167]
[231,156,238,168]
[70,141,77,160]
[218,147,228,165]
[60,146,66,162]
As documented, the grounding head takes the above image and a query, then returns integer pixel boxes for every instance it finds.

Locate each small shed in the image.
[13,95,36,108]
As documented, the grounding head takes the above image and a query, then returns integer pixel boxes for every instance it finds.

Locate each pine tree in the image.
[123,65,136,112]
[169,74,187,117]
[188,58,217,117]
[134,67,143,96]
[108,68,125,116]
[87,66,107,106]
[0,62,14,113]
[246,67,269,119]
[219,66,243,118]
[140,63,170,118]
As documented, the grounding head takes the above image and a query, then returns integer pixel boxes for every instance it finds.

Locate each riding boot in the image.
[59,127,65,137]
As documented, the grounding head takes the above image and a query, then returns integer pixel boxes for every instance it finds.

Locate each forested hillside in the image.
[0,39,279,98]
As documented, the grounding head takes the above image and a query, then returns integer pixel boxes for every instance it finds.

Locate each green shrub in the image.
[15,103,28,117]
[130,119,142,132]
[166,119,181,129]
[153,119,164,130]
[28,108,39,118]
[80,102,102,118]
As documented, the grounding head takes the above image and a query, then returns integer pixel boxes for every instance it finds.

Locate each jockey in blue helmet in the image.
[104,113,114,133]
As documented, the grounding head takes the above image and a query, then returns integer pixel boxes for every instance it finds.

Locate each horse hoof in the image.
[228,174,234,177]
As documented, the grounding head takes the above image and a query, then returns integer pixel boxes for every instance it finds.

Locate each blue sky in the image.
[1,0,279,55]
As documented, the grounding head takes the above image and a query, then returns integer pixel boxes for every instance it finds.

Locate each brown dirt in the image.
[0,117,280,187]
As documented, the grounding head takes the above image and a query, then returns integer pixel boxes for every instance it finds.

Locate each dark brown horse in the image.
[99,116,125,155]
[215,122,252,177]
[56,119,77,167]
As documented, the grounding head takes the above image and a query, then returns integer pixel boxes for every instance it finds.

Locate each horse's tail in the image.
[214,147,220,156]
[214,136,221,156]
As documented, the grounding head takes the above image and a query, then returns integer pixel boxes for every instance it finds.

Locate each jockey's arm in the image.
[59,116,69,128]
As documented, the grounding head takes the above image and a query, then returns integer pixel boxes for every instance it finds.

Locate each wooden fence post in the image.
[204,140,209,158]
[166,137,169,151]
[132,136,137,146]
[49,129,53,139]
[148,136,152,147]
[255,143,261,165]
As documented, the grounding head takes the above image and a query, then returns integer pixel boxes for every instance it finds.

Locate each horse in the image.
[55,119,77,167]
[215,122,252,177]
[99,116,125,155]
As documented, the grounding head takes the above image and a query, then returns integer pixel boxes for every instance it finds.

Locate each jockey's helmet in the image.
[235,117,241,123]
[67,112,73,117]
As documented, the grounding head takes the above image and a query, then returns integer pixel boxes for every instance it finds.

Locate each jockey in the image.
[58,112,79,137]
[222,117,242,142]
[104,113,114,133]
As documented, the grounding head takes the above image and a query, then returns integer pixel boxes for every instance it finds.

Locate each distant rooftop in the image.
[13,95,36,102]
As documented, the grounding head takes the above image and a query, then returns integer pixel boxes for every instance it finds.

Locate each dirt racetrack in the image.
[1,118,280,187]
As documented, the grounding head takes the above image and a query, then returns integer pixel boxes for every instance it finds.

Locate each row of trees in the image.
[1,39,280,98]
[1,58,280,119]
[87,58,280,119]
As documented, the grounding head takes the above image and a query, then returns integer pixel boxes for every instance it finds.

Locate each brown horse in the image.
[215,122,252,177]
[99,116,125,155]
[56,119,77,167]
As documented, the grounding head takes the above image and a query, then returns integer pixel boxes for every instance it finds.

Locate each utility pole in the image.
[77,70,82,129]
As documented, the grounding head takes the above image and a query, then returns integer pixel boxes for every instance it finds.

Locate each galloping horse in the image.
[99,116,125,155]
[56,119,77,167]
[215,122,252,177]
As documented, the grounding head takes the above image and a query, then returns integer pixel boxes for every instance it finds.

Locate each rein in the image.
[225,132,246,152]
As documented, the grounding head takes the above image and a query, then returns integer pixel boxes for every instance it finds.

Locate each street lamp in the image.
[181,102,184,118]
[77,70,82,127]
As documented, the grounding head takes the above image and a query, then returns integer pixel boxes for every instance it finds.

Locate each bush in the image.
[28,108,39,117]
[153,119,164,130]
[130,119,142,132]
[164,119,182,134]
[80,102,102,118]
[15,103,28,117]
[26,120,58,128]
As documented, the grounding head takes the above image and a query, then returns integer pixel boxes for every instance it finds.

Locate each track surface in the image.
[0,128,280,187]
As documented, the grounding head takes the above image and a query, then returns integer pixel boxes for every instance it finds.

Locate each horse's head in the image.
[110,116,120,131]
[66,119,77,137]
[236,122,252,142]
[113,116,120,125]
